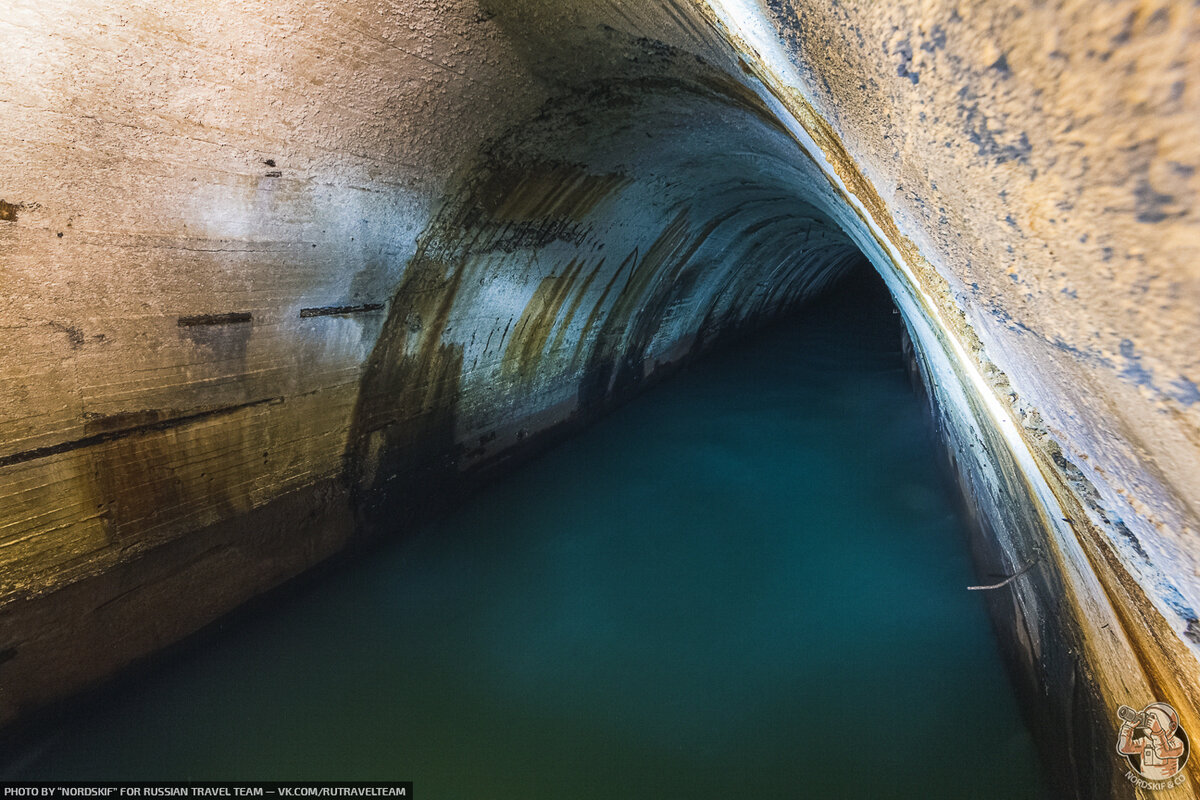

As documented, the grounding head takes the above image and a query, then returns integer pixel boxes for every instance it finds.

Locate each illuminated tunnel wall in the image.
[0,1,1197,797]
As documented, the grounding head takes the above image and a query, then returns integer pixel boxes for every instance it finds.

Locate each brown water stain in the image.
[345,241,467,527]
[572,248,639,366]
[548,258,607,357]
[87,404,259,548]
[501,259,587,384]
[576,206,741,405]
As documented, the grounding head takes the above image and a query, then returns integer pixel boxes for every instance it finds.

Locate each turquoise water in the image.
[14,268,1049,798]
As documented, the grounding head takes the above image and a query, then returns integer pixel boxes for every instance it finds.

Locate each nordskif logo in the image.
[1116,702,1189,790]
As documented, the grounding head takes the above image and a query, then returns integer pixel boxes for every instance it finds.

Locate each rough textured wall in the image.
[0,0,539,725]
[0,1,1197,797]
[733,0,1200,673]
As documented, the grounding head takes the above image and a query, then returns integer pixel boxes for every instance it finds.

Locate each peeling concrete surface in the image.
[0,1,1197,796]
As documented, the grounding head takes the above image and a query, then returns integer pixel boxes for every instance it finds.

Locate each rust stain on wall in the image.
[346,244,467,524]
[548,257,607,357]
[501,258,587,384]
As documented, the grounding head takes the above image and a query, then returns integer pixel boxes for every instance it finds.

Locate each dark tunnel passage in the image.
[7,266,1053,798]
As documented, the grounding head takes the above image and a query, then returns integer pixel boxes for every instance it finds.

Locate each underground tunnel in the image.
[7,267,1056,797]
[0,1,1198,798]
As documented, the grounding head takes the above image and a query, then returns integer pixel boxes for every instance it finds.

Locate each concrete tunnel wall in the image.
[0,1,1197,796]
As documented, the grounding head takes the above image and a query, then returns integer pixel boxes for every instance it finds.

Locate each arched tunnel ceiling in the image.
[1,0,1198,792]
[346,32,864,517]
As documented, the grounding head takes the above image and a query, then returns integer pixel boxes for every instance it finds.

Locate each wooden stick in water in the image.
[968,559,1038,591]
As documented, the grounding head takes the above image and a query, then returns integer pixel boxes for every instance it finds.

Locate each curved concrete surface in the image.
[0,1,1196,796]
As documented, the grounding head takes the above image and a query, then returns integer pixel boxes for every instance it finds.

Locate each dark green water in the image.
[13,269,1049,798]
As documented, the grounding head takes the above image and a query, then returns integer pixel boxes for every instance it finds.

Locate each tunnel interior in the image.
[344,25,870,532]
[7,265,1053,798]
[2,1,1197,797]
